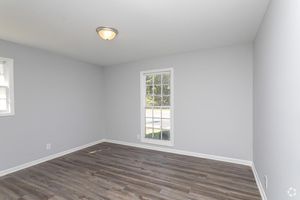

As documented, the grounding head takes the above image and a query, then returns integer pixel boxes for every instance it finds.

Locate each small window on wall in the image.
[140,68,174,146]
[0,57,14,116]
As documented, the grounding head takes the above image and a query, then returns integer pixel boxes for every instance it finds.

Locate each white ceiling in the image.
[0,0,269,66]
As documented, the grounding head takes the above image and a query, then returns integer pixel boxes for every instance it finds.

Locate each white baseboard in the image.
[0,138,266,199]
[252,163,268,200]
[0,139,105,177]
[0,138,253,178]
[103,139,252,166]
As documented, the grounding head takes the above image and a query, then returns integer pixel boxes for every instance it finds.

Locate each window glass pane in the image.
[162,73,170,84]
[162,96,170,106]
[162,85,170,95]
[153,129,161,139]
[154,74,161,84]
[145,128,153,138]
[146,86,153,95]
[145,108,153,118]
[153,96,161,106]
[0,63,6,85]
[0,87,7,99]
[162,119,170,130]
[162,130,170,140]
[145,118,153,128]
[0,75,5,85]
[153,85,161,95]
[0,99,7,111]
[153,108,161,118]
[0,63,3,74]
[153,118,161,129]
[146,95,153,106]
[162,108,171,118]
[146,75,153,85]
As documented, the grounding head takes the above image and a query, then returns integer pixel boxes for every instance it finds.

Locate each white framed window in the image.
[0,57,14,117]
[140,68,174,146]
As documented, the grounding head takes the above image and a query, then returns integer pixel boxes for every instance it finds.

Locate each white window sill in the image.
[141,138,174,147]
[0,112,15,117]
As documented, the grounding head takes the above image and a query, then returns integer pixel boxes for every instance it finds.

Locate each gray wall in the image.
[0,40,105,171]
[104,45,253,160]
[254,0,300,199]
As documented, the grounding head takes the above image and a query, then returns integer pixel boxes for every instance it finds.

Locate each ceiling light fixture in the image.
[96,26,118,41]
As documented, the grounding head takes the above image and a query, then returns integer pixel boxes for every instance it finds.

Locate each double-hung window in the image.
[0,57,14,116]
[140,68,174,146]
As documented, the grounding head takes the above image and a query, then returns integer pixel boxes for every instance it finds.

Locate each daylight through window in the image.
[0,58,14,116]
[140,68,174,146]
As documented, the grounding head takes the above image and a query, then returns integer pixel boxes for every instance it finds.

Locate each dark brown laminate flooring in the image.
[0,142,261,200]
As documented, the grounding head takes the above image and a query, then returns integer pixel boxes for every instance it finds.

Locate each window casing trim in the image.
[140,68,174,146]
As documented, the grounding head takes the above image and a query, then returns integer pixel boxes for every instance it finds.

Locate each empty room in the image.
[0,0,298,199]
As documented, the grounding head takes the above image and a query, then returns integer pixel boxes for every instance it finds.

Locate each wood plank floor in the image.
[0,142,261,200]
